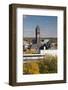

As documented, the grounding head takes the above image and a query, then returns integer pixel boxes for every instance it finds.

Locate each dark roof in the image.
[39,44,46,50]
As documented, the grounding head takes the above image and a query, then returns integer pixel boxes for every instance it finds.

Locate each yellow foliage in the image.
[23,55,57,74]
[23,61,39,74]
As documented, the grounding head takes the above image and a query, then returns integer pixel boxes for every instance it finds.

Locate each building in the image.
[23,25,57,54]
[35,25,40,46]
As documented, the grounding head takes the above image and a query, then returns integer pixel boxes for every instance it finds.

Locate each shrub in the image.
[23,55,57,74]
[43,55,57,73]
[23,61,39,74]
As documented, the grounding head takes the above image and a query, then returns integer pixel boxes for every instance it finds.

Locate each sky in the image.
[23,15,57,38]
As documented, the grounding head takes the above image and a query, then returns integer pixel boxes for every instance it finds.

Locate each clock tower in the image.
[35,25,40,51]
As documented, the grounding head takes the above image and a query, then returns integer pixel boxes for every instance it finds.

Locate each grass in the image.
[23,55,57,74]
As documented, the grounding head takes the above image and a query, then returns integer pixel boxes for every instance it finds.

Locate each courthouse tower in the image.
[35,25,40,50]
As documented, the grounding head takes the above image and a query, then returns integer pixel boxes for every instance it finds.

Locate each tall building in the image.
[35,25,40,51]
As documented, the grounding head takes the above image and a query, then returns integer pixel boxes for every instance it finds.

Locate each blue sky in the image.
[23,15,57,38]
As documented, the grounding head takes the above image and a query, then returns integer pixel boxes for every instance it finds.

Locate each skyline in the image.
[23,15,57,38]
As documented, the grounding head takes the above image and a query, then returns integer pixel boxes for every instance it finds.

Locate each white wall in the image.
[0,0,68,90]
